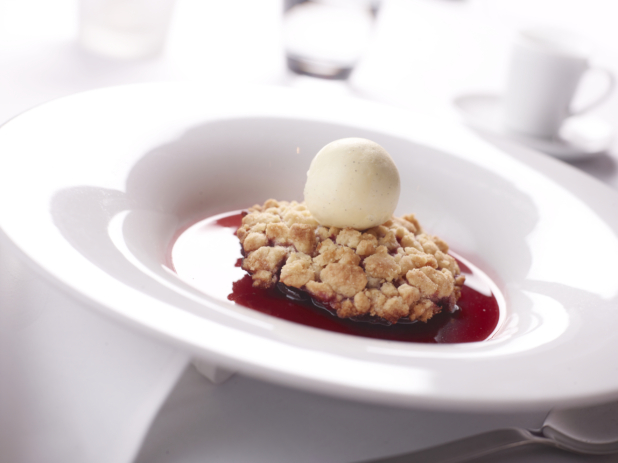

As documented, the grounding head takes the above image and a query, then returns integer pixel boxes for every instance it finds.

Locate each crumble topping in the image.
[237,199,464,324]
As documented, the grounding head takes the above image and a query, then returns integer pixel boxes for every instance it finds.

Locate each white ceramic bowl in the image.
[1,83,618,411]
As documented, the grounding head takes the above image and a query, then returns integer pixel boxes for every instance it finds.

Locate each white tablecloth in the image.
[2,1,618,462]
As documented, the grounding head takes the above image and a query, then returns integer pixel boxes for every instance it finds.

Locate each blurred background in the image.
[0,0,614,157]
[0,0,616,183]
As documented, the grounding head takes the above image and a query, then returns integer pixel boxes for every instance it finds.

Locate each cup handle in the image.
[570,66,615,116]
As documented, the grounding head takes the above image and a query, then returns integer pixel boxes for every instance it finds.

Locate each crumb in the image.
[237,199,464,323]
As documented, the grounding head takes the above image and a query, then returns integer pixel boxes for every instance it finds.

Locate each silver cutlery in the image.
[360,400,618,462]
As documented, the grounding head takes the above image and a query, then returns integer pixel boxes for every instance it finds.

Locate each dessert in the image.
[237,200,464,324]
[236,138,464,325]
[171,210,499,343]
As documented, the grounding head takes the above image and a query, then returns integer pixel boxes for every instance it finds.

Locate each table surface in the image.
[2,0,618,462]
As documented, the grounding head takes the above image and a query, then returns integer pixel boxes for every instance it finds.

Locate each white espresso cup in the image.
[503,28,614,139]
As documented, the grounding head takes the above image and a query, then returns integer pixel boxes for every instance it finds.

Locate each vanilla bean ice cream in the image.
[303,138,400,229]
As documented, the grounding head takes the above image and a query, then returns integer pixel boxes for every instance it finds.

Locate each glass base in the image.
[286,55,353,80]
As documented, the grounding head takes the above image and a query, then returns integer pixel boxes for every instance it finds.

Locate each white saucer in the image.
[453,93,614,161]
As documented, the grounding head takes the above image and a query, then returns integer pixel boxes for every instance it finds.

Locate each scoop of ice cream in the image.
[304,138,400,229]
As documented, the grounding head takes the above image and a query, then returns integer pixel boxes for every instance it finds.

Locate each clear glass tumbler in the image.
[283,0,378,79]
[78,0,177,60]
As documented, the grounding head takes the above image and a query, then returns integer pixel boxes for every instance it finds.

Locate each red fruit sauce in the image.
[170,211,502,344]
